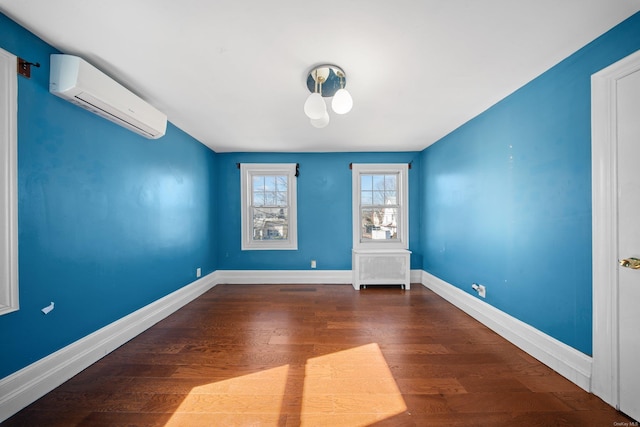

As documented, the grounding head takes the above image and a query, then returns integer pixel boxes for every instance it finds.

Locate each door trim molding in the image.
[591,48,640,408]
[0,47,18,316]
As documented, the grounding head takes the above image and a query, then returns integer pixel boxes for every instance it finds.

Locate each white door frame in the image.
[591,49,640,408]
[0,47,18,316]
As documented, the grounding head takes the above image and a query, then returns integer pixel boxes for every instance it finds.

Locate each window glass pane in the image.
[251,174,289,236]
[361,175,372,191]
[275,176,287,192]
[360,207,398,241]
[276,191,287,206]
[385,191,397,204]
[250,173,290,240]
[380,207,398,230]
[264,176,276,191]
[360,173,400,207]
[264,191,276,206]
[384,174,397,190]
[360,208,374,240]
[361,190,372,205]
[253,176,264,191]
[373,190,385,205]
[372,175,384,191]
[252,207,288,240]
[253,191,265,206]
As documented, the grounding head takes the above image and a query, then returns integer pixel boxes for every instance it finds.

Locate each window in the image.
[352,164,408,250]
[0,48,18,315]
[241,163,298,250]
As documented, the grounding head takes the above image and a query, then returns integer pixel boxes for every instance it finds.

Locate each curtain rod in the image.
[236,163,300,177]
[17,57,40,79]
[349,161,412,169]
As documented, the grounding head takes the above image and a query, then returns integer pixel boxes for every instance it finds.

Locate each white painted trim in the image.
[351,163,409,250]
[0,47,18,316]
[410,269,422,284]
[0,272,220,423]
[420,271,592,391]
[240,163,298,251]
[216,269,352,284]
[215,269,423,286]
[591,48,640,408]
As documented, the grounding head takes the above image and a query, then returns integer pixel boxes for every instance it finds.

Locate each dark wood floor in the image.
[4,284,635,426]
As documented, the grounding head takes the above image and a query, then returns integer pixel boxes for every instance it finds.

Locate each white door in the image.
[616,66,640,422]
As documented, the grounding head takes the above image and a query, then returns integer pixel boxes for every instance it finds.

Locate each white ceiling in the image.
[1,1,639,153]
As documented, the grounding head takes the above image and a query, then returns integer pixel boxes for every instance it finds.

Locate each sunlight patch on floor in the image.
[164,364,289,426]
[164,343,406,426]
[301,343,407,426]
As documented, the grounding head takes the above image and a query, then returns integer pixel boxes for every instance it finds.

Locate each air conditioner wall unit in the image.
[49,54,167,139]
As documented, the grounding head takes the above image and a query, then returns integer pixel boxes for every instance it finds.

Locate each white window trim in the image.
[0,47,19,315]
[352,163,408,250]
[241,163,298,250]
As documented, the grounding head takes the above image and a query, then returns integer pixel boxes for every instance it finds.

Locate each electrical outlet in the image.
[478,284,486,298]
[311,260,317,269]
[472,283,487,298]
[196,267,201,278]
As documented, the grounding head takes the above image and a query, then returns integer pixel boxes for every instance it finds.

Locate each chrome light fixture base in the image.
[306,65,346,98]
[303,64,353,127]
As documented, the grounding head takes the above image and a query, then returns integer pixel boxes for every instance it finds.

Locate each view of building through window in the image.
[360,173,399,241]
[251,175,289,241]
[241,163,297,250]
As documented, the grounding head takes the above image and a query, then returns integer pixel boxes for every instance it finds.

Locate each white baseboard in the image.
[0,272,220,423]
[5,268,583,423]
[216,269,353,284]
[216,269,423,286]
[420,271,592,391]
[410,269,422,284]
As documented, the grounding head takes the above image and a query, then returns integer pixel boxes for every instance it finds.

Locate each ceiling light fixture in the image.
[303,65,352,128]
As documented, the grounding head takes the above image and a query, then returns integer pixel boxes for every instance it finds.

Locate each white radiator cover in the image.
[352,249,411,290]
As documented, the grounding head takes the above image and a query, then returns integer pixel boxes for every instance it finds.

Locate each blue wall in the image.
[420,12,640,355]
[216,152,422,270]
[0,13,218,378]
[3,8,640,382]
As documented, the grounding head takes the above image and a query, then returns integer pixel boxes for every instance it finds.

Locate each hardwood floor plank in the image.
[4,284,635,426]
[395,378,467,395]
[444,391,573,413]
[456,377,531,393]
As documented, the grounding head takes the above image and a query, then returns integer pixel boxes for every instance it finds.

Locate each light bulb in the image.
[331,88,353,114]
[304,93,326,120]
[310,110,330,128]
